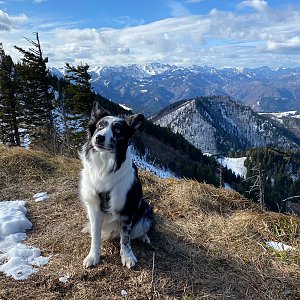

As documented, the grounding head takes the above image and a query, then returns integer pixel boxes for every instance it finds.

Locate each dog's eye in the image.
[114,127,121,134]
[98,121,107,128]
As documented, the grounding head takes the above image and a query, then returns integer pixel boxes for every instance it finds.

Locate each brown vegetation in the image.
[0,145,299,299]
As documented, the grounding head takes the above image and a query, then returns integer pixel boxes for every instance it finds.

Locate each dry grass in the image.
[0,144,299,300]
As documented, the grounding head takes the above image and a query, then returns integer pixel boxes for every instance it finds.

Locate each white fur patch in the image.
[120,245,137,269]
[80,148,134,216]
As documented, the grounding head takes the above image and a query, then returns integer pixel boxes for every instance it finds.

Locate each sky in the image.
[1,0,300,68]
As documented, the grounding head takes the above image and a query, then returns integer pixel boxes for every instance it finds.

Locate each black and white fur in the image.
[79,102,153,269]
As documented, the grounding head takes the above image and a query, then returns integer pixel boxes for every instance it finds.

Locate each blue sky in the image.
[1,0,300,68]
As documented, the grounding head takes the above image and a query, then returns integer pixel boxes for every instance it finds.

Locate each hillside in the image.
[244,148,300,213]
[0,145,299,299]
[152,96,300,155]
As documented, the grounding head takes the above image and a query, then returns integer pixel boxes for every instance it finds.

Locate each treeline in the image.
[245,147,300,212]
[0,33,124,154]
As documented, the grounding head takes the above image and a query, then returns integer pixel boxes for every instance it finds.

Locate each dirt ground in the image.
[0,145,299,300]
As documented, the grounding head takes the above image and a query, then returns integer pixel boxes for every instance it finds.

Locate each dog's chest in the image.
[83,151,135,213]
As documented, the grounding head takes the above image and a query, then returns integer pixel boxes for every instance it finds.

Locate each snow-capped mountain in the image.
[85,63,300,115]
[152,96,300,155]
[49,63,300,116]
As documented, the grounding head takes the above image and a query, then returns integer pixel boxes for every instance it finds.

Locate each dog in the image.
[79,102,154,269]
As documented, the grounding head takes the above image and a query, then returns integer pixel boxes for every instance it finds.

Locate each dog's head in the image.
[88,102,144,153]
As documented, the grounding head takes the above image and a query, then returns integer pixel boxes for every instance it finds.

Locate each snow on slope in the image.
[131,147,176,179]
[218,157,247,178]
[0,200,49,280]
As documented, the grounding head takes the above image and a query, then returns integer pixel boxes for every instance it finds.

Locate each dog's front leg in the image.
[83,203,104,268]
[120,218,137,269]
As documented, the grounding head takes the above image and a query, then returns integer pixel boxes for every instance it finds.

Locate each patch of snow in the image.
[259,111,297,118]
[265,241,295,252]
[218,157,247,178]
[103,79,110,87]
[121,290,128,297]
[224,183,234,191]
[203,152,212,157]
[20,131,31,149]
[33,192,49,202]
[90,66,103,75]
[59,274,70,283]
[0,201,49,280]
[131,147,176,179]
[119,104,132,111]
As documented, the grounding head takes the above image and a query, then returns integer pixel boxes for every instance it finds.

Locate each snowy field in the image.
[0,200,49,280]
[259,111,299,119]
[217,157,247,178]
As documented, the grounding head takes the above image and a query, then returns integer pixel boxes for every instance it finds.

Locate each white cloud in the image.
[185,0,205,3]
[266,36,300,53]
[110,16,145,27]
[238,0,268,11]
[0,10,27,31]
[51,16,209,66]
[167,1,190,17]
[32,0,47,3]
[3,3,300,68]
[39,6,300,68]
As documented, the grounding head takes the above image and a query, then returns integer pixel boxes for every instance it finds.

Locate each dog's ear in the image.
[88,102,109,138]
[126,114,144,131]
[90,102,108,119]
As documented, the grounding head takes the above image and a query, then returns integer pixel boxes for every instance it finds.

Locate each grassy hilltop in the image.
[0,145,299,300]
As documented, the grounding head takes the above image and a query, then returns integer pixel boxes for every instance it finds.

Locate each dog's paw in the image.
[83,252,100,268]
[120,249,137,269]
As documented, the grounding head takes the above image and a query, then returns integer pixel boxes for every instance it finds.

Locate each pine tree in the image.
[64,62,94,117]
[14,32,55,148]
[0,43,21,146]
[62,62,94,150]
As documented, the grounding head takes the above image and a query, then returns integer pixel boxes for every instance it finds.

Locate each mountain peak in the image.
[153,96,300,154]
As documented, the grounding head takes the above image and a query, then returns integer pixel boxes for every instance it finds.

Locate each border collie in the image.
[79,102,153,269]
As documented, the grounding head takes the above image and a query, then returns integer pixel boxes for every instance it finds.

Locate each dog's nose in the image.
[96,135,105,144]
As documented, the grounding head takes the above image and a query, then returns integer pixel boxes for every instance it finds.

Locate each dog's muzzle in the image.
[94,134,114,152]
[96,134,105,145]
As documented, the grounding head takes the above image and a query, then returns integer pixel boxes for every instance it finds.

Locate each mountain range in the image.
[152,96,300,155]
[51,63,300,116]
[49,63,300,155]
